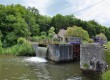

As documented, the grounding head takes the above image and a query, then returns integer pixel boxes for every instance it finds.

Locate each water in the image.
[25,57,47,63]
[0,56,101,80]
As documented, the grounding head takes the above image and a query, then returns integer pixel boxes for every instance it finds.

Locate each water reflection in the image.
[0,56,101,80]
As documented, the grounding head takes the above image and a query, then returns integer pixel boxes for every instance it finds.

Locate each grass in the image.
[1,38,35,56]
[102,70,110,80]
[104,42,110,65]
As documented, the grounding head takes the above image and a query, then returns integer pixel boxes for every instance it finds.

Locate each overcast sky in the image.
[0,0,110,27]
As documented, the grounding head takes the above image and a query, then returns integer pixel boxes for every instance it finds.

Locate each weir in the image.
[31,42,107,72]
[47,44,75,62]
[32,44,47,58]
[25,43,47,63]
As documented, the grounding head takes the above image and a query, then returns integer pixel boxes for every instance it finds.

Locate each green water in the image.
[0,56,101,80]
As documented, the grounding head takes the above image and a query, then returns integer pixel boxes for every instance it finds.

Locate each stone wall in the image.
[47,44,73,62]
[80,43,106,72]
[32,44,47,58]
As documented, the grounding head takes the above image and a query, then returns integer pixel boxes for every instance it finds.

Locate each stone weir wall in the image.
[47,44,74,62]
[80,43,106,72]
[32,43,47,58]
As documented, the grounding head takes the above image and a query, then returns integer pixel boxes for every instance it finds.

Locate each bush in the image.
[102,70,110,80]
[104,42,110,65]
[0,40,3,54]
[66,26,89,41]
[17,37,27,44]
[104,50,110,65]
[88,38,94,43]
[2,39,35,56]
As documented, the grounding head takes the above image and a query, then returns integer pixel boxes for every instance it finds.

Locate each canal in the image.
[0,56,101,80]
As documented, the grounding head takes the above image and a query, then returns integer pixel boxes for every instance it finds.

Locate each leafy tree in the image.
[96,33,107,41]
[66,26,89,41]
[0,4,40,47]
[41,31,47,36]
[37,15,51,31]
[48,27,55,38]
[51,14,65,32]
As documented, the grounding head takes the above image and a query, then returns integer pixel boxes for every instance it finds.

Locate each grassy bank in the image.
[104,42,110,66]
[0,38,35,56]
[102,42,110,80]
[102,70,110,80]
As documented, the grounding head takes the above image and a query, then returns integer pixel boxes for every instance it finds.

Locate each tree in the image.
[48,27,55,38]
[66,26,89,41]
[0,4,40,47]
[96,33,107,41]
[41,31,47,36]
[37,15,51,32]
[51,14,65,32]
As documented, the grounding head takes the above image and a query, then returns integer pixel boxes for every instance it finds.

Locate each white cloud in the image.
[22,0,52,15]
[21,0,110,27]
[65,0,110,27]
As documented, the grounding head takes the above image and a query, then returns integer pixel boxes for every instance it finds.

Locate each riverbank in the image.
[0,38,35,56]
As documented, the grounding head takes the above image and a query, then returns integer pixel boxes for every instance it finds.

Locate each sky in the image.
[0,0,110,27]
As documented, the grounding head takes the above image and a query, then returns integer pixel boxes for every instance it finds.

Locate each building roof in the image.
[58,29,66,38]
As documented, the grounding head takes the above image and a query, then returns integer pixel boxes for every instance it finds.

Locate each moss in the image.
[83,63,89,69]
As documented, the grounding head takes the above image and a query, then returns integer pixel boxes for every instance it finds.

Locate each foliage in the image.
[104,42,110,65]
[96,33,107,41]
[102,70,110,80]
[0,40,2,54]
[88,38,94,43]
[2,39,35,56]
[48,27,55,38]
[37,15,51,31]
[51,14,74,32]
[105,42,110,49]
[0,4,39,47]
[0,4,110,49]
[41,31,47,36]
[17,37,27,44]
[83,63,89,69]
[104,50,110,65]
[0,31,2,54]
[66,26,89,41]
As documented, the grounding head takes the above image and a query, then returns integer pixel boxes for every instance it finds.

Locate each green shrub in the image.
[17,37,26,44]
[88,38,94,43]
[105,42,110,49]
[104,50,110,64]
[13,42,34,56]
[102,70,110,80]
[2,39,35,56]
[0,40,3,54]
